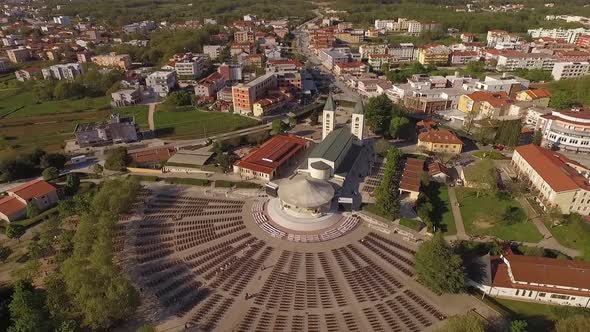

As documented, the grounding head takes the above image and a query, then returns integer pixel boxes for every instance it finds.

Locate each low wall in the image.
[126,167,163,174]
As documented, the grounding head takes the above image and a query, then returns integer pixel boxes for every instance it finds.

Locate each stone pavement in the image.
[446,187,468,241]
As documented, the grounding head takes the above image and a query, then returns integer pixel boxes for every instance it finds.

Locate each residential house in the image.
[551,62,590,80]
[91,52,131,70]
[0,179,59,222]
[195,72,226,98]
[111,88,142,107]
[74,114,140,147]
[458,91,512,119]
[515,89,552,107]
[146,71,177,97]
[417,129,463,154]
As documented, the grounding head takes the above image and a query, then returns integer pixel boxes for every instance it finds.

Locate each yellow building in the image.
[417,44,451,65]
[458,91,512,118]
[417,129,463,154]
[515,88,551,107]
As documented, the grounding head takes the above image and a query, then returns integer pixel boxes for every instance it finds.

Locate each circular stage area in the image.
[251,198,359,243]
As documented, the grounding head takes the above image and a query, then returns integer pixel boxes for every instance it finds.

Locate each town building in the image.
[417,44,451,65]
[536,108,590,153]
[0,179,59,222]
[146,71,177,97]
[551,62,590,80]
[512,144,590,214]
[218,63,243,82]
[515,89,552,107]
[6,48,30,63]
[266,59,304,74]
[475,74,530,95]
[91,52,131,70]
[458,91,512,119]
[232,72,278,114]
[123,21,156,34]
[496,53,556,71]
[399,158,424,201]
[15,67,40,81]
[317,48,351,71]
[76,50,94,63]
[111,88,142,107]
[194,72,226,98]
[367,54,394,70]
[0,57,8,72]
[42,63,84,81]
[233,135,309,181]
[203,45,224,60]
[528,28,590,44]
[252,91,292,117]
[450,51,480,65]
[417,129,463,154]
[554,50,590,63]
[172,53,206,79]
[358,44,389,59]
[473,251,590,308]
[234,31,255,43]
[74,114,140,147]
[388,43,416,62]
[487,30,520,48]
[577,34,590,48]
[333,61,368,77]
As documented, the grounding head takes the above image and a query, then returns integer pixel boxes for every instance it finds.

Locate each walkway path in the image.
[147,102,159,131]
[446,187,468,240]
[518,196,581,257]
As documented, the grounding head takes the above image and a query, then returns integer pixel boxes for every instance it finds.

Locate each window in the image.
[550,294,570,300]
[538,293,546,297]
[515,290,520,296]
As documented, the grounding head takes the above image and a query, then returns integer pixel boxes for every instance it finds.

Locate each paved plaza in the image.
[115,184,495,332]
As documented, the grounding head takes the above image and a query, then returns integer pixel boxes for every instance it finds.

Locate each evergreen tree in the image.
[414,233,466,294]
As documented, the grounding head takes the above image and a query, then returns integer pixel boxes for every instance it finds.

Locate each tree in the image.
[53,81,85,100]
[40,153,67,170]
[8,279,50,332]
[438,314,485,332]
[509,320,528,332]
[0,245,12,262]
[364,94,395,135]
[65,174,80,195]
[166,90,192,106]
[549,90,575,109]
[26,203,40,219]
[389,116,412,139]
[555,315,590,332]
[414,233,465,294]
[494,119,522,147]
[104,147,128,171]
[5,224,26,241]
[271,119,285,135]
[42,167,60,181]
[373,139,390,157]
[502,206,526,225]
[92,163,104,177]
[469,159,497,198]
[532,130,542,146]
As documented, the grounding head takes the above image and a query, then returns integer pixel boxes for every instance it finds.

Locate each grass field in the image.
[456,188,543,243]
[492,298,558,331]
[399,218,423,231]
[0,88,111,119]
[548,217,590,261]
[422,183,456,235]
[154,109,259,139]
[115,105,150,130]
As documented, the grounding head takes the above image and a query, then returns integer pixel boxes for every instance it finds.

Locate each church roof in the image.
[353,96,364,115]
[309,127,353,162]
[278,176,335,208]
[323,93,336,112]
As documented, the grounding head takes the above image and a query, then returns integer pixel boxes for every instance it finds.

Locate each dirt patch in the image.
[474,220,494,229]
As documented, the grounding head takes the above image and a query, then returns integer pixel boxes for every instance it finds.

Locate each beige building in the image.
[6,48,30,63]
[417,129,463,154]
[0,179,59,222]
[91,52,131,70]
[512,144,590,215]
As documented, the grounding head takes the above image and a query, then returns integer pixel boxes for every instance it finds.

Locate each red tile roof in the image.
[418,129,463,145]
[428,162,450,177]
[235,135,308,175]
[336,61,366,68]
[0,196,26,217]
[514,144,590,192]
[466,91,511,108]
[9,179,56,200]
[491,253,590,296]
[400,158,424,193]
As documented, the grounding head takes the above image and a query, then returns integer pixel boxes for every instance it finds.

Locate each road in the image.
[148,102,158,131]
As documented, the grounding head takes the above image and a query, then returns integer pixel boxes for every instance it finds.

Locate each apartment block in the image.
[496,53,556,71]
[203,45,223,60]
[232,73,278,114]
[6,48,30,63]
[146,71,177,97]
[42,63,84,81]
[91,52,131,70]
[417,44,451,65]
[551,62,590,80]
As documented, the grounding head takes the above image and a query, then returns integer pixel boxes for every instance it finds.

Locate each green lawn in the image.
[422,183,456,235]
[0,88,110,118]
[456,188,543,242]
[115,105,150,130]
[400,218,423,231]
[491,298,560,331]
[154,109,259,139]
[548,218,590,261]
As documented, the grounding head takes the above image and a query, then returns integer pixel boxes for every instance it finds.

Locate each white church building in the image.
[307,94,365,180]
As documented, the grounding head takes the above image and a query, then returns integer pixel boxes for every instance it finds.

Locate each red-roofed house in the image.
[399,158,424,201]
[233,135,309,181]
[472,251,590,307]
[418,129,463,154]
[458,91,512,118]
[515,88,551,107]
[0,179,59,222]
[512,144,590,214]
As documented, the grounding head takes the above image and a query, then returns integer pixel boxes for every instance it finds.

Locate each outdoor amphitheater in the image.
[114,184,478,332]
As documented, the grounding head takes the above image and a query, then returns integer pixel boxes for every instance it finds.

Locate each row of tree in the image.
[374,147,404,219]
[0,148,67,182]
[364,94,413,139]
[5,178,141,331]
